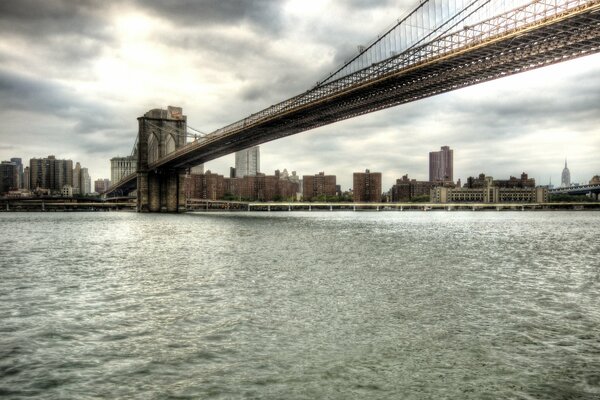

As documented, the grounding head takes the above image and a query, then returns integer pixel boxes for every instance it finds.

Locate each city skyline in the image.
[0,1,599,190]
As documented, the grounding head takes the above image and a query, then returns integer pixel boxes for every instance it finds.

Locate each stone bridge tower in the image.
[137,106,188,212]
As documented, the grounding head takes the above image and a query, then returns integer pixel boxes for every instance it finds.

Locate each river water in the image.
[0,211,599,399]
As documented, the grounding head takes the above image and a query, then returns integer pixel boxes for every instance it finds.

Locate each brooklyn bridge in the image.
[105,0,600,212]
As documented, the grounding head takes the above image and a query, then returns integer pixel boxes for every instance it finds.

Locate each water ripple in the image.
[0,211,599,399]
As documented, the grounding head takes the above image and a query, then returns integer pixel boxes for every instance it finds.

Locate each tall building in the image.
[29,158,44,189]
[429,146,453,182]
[73,162,81,194]
[1,161,18,194]
[111,156,137,184]
[10,158,23,188]
[303,172,336,201]
[353,169,382,202]
[29,156,73,193]
[235,146,260,178]
[71,162,92,195]
[80,168,91,195]
[561,159,571,187]
[23,166,30,190]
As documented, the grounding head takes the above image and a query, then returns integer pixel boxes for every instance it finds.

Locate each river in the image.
[1,211,599,399]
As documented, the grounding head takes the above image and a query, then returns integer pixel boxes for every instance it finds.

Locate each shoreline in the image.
[1,200,600,212]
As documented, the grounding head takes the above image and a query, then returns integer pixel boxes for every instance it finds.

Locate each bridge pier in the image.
[137,169,186,213]
[136,106,188,213]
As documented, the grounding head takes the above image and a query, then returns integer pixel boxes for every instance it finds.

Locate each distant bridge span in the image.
[106,0,600,211]
[549,183,600,198]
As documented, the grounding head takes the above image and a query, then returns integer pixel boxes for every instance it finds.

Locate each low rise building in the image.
[431,175,547,203]
[188,170,300,202]
[303,172,336,201]
[186,171,226,200]
[239,173,299,201]
[94,179,111,193]
[225,177,240,198]
[62,185,73,198]
[466,172,535,188]
[391,175,438,202]
[353,169,382,202]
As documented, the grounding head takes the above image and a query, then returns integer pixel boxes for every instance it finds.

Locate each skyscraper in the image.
[0,161,18,194]
[73,162,81,194]
[235,146,260,178]
[10,158,23,188]
[80,168,91,195]
[429,146,453,182]
[561,159,571,187]
[23,166,30,189]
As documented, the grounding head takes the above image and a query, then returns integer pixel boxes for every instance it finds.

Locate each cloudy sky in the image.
[0,0,599,191]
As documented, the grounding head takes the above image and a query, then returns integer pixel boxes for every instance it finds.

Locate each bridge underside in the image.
[154,6,599,171]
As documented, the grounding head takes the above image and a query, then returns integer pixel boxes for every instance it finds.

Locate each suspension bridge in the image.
[105,0,600,212]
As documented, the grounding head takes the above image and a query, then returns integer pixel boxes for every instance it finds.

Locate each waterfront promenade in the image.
[2,197,599,212]
[186,199,600,212]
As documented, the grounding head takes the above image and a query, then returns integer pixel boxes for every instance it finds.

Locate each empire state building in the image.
[561,160,571,188]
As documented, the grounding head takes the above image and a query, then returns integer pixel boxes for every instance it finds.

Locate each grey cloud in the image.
[164,29,267,64]
[0,0,112,40]
[345,0,415,11]
[239,71,318,104]
[0,69,76,113]
[449,98,600,140]
[0,0,114,80]
[346,0,392,8]
[0,0,103,21]
[134,0,283,32]
[0,69,128,135]
[79,139,130,155]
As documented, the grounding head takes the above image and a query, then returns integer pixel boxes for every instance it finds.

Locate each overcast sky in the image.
[0,0,599,190]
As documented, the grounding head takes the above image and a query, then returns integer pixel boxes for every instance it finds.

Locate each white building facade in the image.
[111,156,137,184]
[235,146,260,178]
